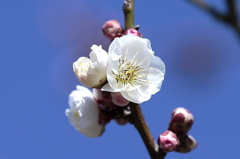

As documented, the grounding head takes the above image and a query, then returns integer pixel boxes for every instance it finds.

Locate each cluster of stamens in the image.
[113,46,152,90]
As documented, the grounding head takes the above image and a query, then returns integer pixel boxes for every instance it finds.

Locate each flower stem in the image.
[123,0,135,29]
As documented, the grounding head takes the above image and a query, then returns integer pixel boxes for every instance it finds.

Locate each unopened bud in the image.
[92,88,116,110]
[158,131,179,153]
[175,135,198,153]
[168,107,194,134]
[102,20,123,41]
[114,118,128,125]
[124,28,142,37]
[111,92,129,106]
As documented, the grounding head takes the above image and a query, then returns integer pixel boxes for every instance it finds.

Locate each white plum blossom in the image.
[73,45,108,88]
[65,85,104,138]
[101,35,165,103]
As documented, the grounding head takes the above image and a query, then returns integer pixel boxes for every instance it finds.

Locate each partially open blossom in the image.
[65,85,104,138]
[158,131,179,152]
[175,135,198,153]
[102,20,123,41]
[101,35,166,103]
[124,28,142,37]
[168,107,194,134]
[73,45,108,88]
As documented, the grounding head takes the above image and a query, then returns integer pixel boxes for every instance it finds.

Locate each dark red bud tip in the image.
[102,20,123,41]
[175,135,198,153]
[169,107,194,134]
[124,29,142,37]
[114,118,128,125]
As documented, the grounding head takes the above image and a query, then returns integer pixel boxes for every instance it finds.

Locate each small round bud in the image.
[111,92,129,106]
[124,28,142,37]
[102,20,123,41]
[92,88,116,110]
[168,107,194,134]
[175,135,198,153]
[157,131,180,153]
[114,118,128,125]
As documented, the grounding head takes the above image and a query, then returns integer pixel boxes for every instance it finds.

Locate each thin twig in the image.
[186,0,240,39]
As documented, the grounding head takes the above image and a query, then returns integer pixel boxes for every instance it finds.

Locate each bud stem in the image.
[123,0,135,29]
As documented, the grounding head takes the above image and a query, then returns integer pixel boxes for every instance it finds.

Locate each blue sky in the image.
[1,0,240,159]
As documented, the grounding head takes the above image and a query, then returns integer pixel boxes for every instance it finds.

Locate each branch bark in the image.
[186,0,240,39]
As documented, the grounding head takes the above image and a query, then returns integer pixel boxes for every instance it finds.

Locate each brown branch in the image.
[186,0,240,39]
[129,103,166,159]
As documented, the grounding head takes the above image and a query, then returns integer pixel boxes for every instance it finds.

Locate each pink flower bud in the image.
[111,92,129,106]
[124,28,142,37]
[158,131,179,153]
[92,88,116,110]
[102,20,123,41]
[175,135,198,153]
[168,107,194,134]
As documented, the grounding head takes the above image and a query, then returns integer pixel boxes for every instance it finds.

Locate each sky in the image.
[1,0,240,159]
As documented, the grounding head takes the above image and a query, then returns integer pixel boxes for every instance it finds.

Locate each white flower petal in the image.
[150,56,166,74]
[125,87,151,104]
[121,92,136,103]
[123,38,154,69]
[73,57,91,77]
[147,67,165,94]
[101,83,115,92]
[108,46,122,74]
[89,45,108,70]
[107,70,118,88]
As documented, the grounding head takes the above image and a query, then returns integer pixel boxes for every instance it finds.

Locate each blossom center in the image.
[113,48,150,90]
[116,61,140,84]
